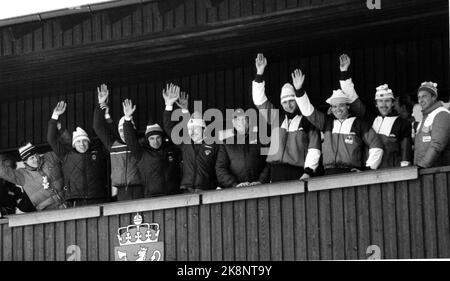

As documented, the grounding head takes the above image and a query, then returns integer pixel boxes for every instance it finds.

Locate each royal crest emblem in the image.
[114,213,164,261]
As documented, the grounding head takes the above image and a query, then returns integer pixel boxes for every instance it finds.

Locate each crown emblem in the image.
[116,213,160,246]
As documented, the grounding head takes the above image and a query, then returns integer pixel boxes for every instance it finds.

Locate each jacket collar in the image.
[422,101,443,116]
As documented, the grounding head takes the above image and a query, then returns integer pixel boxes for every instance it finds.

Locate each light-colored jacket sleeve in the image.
[418,111,450,167]
[295,93,327,131]
[252,80,278,125]
[0,164,26,187]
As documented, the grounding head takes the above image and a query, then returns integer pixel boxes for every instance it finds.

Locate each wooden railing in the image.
[1,165,449,260]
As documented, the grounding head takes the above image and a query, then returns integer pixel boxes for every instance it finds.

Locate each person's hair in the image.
[0,153,17,169]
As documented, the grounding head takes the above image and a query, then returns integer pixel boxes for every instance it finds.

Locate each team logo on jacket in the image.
[91,151,98,160]
[344,135,354,144]
[167,154,174,162]
[205,150,211,156]
[114,213,164,261]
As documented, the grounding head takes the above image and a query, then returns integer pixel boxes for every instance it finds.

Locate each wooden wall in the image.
[0,25,448,152]
[0,0,341,57]
[1,166,449,261]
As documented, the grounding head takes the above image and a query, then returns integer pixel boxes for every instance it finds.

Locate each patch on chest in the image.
[204,150,211,156]
[422,135,431,143]
[344,135,354,144]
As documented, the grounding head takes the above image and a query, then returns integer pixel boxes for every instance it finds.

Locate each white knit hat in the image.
[145,123,163,138]
[375,84,394,100]
[187,112,206,129]
[280,83,296,104]
[326,89,351,105]
[72,127,90,147]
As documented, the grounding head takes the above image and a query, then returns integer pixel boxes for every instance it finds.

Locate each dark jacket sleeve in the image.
[93,105,115,151]
[399,119,413,163]
[215,144,238,188]
[47,118,69,158]
[163,109,190,145]
[258,160,270,184]
[123,119,143,161]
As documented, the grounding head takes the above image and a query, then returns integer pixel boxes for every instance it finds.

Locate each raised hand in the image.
[53,101,67,117]
[175,91,189,110]
[122,99,136,118]
[255,53,268,75]
[97,83,109,105]
[291,69,305,90]
[339,54,351,72]
[162,83,180,106]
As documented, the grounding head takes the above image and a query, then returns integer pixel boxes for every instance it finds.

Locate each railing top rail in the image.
[2,164,440,228]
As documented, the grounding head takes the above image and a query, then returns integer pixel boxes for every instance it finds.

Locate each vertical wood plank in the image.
[23,225,34,261]
[306,191,320,260]
[356,186,371,259]
[65,220,76,261]
[87,218,99,261]
[435,173,450,258]
[234,200,247,261]
[44,223,55,261]
[331,189,345,260]
[222,201,235,260]
[34,224,44,261]
[422,174,438,258]
[269,196,282,260]
[369,184,384,259]
[12,226,23,261]
[258,197,271,261]
[108,215,119,261]
[187,206,200,261]
[318,190,332,260]
[381,182,398,259]
[344,187,358,260]
[246,198,259,260]
[281,195,295,260]
[97,216,110,261]
[395,181,411,259]
[293,193,307,260]
[164,208,176,261]
[55,221,66,261]
[176,207,188,260]
[210,203,223,261]
[199,204,212,261]
[2,224,12,261]
[76,219,87,261]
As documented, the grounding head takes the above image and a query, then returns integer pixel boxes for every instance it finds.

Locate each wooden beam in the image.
[307,166,418,192]
[419,165,450,175]
[7,205,100,227]
[102,193,200,216]
[201,180,305,205]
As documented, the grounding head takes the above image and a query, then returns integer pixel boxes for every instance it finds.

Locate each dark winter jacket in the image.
[123,119,181,196]
[48,118,108,200]
[163,109,218,191]
[215,131,270,188]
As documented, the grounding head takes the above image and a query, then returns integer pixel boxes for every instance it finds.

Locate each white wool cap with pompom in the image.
[326,89,351,105]
[375,84,394,100]
[280,83,296,104]
[72,127,90,147]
